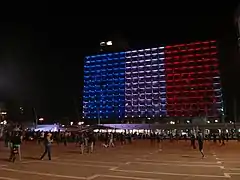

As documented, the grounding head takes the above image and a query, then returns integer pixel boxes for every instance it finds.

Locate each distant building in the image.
[83,40,224,123]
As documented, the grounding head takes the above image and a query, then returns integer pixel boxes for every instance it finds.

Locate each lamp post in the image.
[33,108,38,129]
[234,98,237,131]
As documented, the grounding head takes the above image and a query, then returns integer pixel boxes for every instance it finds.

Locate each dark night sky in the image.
[0,3,239,122]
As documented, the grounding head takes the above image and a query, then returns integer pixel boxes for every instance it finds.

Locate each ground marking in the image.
[109,167,118,170]
[110,168,230,178]
[129,161,224,168]
[48,161,117,168]
[211,152,226,170]
[99,174,162,180]
[87,174,99,180]
[135,158,220,165]
[223,167,240,171]
[154,152,198,156]
[55,159,122,165]
[20,160,117,169]
[219,160,240,163]
[0,167,86,179]
[0,177,19,180]
[227,172,240,175]
[224,173,231,178]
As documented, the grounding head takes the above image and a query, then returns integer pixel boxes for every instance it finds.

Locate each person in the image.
[63,132,68,146]
[197,130,204,158]
[88,133,95,153]
[9,131,22,162]
[79,133,85,154]
[190,133,196,149]
[40,132,53,160]
[157,133,163,151]
[108,133,114,147]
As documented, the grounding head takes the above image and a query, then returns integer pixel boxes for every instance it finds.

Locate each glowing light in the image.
[100,42,105,46]
[78,122,84,125]
[106,41,112,46]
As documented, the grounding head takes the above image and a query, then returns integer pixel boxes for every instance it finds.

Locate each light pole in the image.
[33,108,38,129]
[234,98,237,131]
[73,97,80,123]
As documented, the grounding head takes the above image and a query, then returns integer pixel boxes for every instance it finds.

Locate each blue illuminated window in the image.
[83,53,125,120]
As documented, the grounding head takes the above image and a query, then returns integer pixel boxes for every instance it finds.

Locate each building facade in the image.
[83,40,224,122]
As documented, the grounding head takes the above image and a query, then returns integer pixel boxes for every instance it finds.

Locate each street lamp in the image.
[106,41,112,46]
[78,121,84,126]
[100,41,113,47]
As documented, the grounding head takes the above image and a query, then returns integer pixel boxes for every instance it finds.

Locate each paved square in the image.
[0,140,240,180]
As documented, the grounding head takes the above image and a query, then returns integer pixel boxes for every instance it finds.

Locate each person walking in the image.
[88,133,95,153]
[190,133,196,149]
[40,132,53,160]
[79,133,85,154]
[9,131,22,162]
[197,130,204,158]
[108,133,115,147]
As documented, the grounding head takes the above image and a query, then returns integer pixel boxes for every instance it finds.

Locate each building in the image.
[83,40,224,123]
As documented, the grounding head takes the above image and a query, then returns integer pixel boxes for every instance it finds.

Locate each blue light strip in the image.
[83,52,125,120]
[125,47,167,118]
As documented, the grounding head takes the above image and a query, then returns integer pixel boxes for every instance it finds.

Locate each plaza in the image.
[0,140,240,180]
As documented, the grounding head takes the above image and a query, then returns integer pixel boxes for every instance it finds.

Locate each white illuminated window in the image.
[106,41,112,46]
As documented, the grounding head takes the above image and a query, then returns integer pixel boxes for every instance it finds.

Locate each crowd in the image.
[1,128,238,162]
